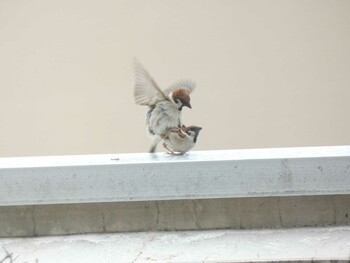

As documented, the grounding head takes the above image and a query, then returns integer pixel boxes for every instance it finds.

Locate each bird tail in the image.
[149,137,161,153]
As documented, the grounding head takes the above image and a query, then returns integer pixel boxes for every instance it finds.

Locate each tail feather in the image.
[149,137,161,153]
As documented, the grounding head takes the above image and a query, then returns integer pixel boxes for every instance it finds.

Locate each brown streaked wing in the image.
[133,58,167,106]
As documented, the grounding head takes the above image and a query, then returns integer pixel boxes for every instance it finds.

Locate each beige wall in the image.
[0,0,349,157]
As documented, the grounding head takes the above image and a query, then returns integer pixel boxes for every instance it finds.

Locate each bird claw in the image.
[178,129,187,138]
[165,150,187,156]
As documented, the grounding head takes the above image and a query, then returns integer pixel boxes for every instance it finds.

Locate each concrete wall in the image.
[1,195,350,237]
[0,0,350,157]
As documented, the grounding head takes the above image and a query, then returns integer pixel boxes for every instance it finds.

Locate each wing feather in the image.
[133,59,167,106]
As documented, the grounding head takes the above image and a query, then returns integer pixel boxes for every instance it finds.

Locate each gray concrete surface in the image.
[1,195,349,237]
[1,147,350,206]
[1,227,350,263]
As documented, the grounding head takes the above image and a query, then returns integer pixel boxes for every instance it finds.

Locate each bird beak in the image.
[184,102,192,109]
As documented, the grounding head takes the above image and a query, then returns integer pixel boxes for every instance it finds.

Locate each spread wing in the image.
[163,79,196,96]
[133,59,167,106]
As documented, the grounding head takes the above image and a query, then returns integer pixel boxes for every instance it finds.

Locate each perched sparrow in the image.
[133,59,196,152]
[162,126,202,155]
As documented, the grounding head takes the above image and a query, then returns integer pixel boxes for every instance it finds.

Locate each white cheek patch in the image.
[189,132,195,138]
[176,100,183,108]
[169,92,183,109]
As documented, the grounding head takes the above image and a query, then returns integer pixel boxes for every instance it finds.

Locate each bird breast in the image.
[147,100,181,136]
[164,132,195,153]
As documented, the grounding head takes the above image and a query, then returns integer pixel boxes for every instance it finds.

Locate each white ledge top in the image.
[1,146,350,205]
[1,145,350,169]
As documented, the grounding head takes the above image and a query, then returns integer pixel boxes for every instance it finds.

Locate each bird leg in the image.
[163,143,187,156]
[177,128,187,138]
[163,142,176,155]
[162,128,182,140]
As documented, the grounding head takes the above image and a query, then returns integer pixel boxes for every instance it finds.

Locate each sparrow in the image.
[133,59,196,152]
[162,126,202,155]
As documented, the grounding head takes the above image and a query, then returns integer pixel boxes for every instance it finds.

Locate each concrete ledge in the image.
[1,227,350,263]
[1,146,350,237]
[1,146,350,206]
[1,195,349,237]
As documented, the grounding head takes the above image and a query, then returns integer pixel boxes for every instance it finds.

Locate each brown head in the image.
[170,88,192,110]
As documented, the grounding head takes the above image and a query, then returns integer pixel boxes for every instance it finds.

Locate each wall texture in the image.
[0,0,349,157]
[1,195,350,237]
